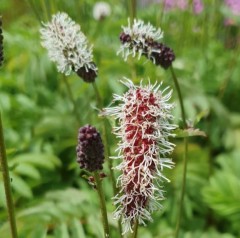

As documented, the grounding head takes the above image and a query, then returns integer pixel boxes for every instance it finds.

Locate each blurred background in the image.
[0,0,240,237]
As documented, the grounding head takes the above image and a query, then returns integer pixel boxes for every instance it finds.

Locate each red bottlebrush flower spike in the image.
[103,78,176,233]
[76,125,104,172]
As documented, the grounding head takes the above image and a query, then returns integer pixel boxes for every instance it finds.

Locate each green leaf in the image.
[10,153,61,170]
[14,163,41,180]
[27,225,48,238]
[54,222,69,238]
[174,128,207,138]
[70,218,86,238]
[10,174,33,198]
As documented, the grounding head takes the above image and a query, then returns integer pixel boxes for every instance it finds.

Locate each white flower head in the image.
[40,12,97,76]
[118,19,164,61]
[103,78,176,234]
[93,2,111,20]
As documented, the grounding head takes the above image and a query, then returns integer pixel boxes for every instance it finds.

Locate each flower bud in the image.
[76,125,104,172]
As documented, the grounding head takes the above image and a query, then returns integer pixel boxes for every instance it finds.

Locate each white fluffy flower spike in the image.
[40,12,97,76]
[103,78,176,234]
[118,19,164,61]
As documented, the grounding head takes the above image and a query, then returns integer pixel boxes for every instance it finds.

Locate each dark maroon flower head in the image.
[76,62,98,83]
[0,17,3,67]
[76,125,104,172]
[150,42,175,69]
[119,32,131,44]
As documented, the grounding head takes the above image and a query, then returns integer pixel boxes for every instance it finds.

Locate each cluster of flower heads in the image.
[118,19,175,69]
[44,11,179,234]
[0,17,3,66]
[40,12,97,82]
[76,125,104,172]
[103,78,176,233]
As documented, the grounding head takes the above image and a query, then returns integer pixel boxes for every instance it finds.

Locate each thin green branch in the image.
[62,75,81,125]
[131,220,139,238]
[0,113,18,238]
[91,82,123,236]
[174,137,188,238]
[170,66,187,128]
[169,66,188,238]
[129,0,137,22]
[27,0,42,23]
[93,171,110,238]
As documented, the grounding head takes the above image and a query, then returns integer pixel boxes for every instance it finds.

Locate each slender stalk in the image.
[156,1,166,29]
[92,82,102,107]
[27,0,42,23]
[62,75,81,125]
[0,113,18,238]
[130,0,137,22]
[40,0,49,21]
[93,171,110,238]
[169,66,188,238]
[174,137,188,238]
[91,82,123,236]
[131,220,139,238]
[91,83,116,192]
[170,66,187,128]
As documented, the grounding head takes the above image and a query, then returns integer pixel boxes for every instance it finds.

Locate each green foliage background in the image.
[0,0,240,237]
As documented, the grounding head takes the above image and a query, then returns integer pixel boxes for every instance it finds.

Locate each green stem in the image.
[156,1,166,29]
[174,137,188,238]
[62,75,81,125]
[0,113,18,238]
[40,0,49,21]
[129,0,137,22]
[170,66,187,128]
[91,82,123,236]
[93,171,110,238]
[169,66,188,238]
[92,82,102,107]
[91,83,116,193]
[27,0,42,23]
[131,220,139,238]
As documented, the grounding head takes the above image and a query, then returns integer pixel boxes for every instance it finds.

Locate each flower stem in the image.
[27,0,42,23]
[170,66,187,128]
[91,82,123,236]
[93,171,110,238]
[175,137,188,238]
[129,0,137,23]
[91,83,116,191]
[131,220,139,238]
[62,75,81,125]
[40,0,49,21]
[169,66,188,238]
[0,113,18,238]
[92,82,102,106]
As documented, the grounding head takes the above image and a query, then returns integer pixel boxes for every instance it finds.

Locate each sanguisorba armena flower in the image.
[76,125,104,172]
[118,19,175,69]
[103,78,176,233]
[40,12,97,82]
[118,19,163,61]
